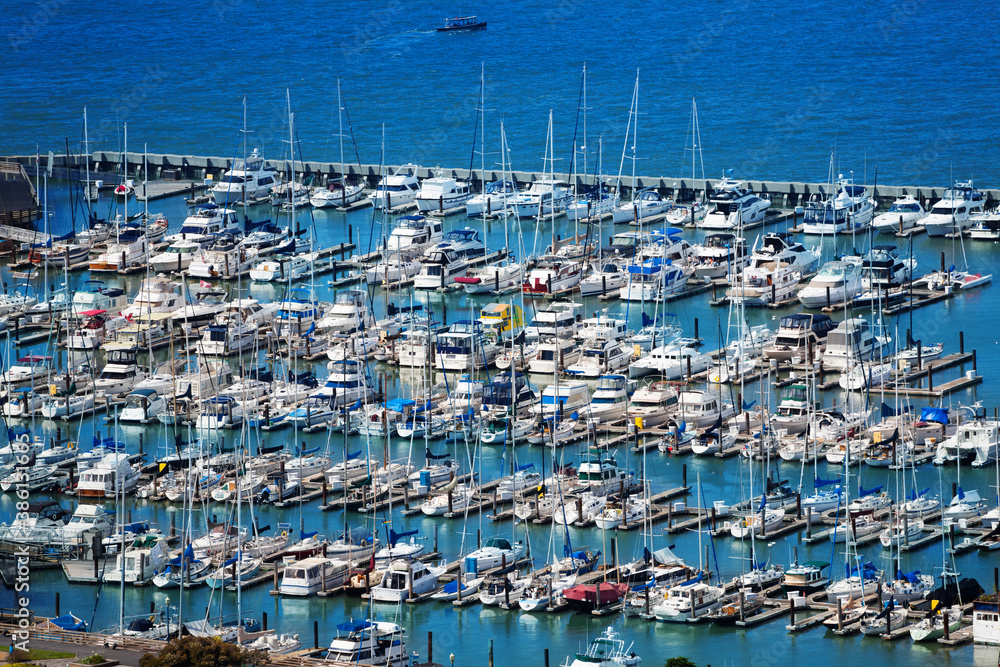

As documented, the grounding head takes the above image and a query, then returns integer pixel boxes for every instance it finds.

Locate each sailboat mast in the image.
[83,108,92,215]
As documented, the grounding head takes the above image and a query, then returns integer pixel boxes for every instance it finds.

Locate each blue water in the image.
[5,1,1000,186]
[4,2,1000,665]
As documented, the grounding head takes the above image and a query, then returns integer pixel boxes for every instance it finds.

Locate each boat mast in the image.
[120,123,126,244]
[338,79,346,202]
[83,108,92,216]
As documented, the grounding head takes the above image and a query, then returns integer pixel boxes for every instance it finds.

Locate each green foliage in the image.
[664,658,696,667]
[138,636,267,667]
[79,655,107,665]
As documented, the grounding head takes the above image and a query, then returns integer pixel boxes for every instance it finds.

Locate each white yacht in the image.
[369,163,421,210]
[434,320,499,371]
[532,380,591,418]
[699,176,771,230]
[466,179,518,217]
[801,176,876,235]
[313,359,375,408]
[612,187,672,224]
[326,620,412,667]
[678,389,735,428]
[629,344,712,380]
[149,240,202,274]
[164,204,240,245]
[620,258,692,301]
[385,216,444,255]
[510,179,573,219]
[744,232,820,275]
[71,281,129,316]
[522,256,583,294]
[652,581,725,621]
[77,453,140,498]
[89,227,149,272]
[565,340,632,378]
[797,260,863,308]
[370,559,447,602]
[626,381,679,429]
[94,347,146,398]
[279,557,350,596]
[317,289,373,334]
[872,195,927,234]
[762,312,837,361]
[310,180,365,208]
[580,374,631,424]
[414,175,471,213]
[121,276,182,319]
[436,227,487,258]
[821,317,886,370]
[209,148,279,204]
[413,248,468,289]
[727,261,801,305]
[923,181,985,237]
[528,337,581,375]
[689,233,750,279]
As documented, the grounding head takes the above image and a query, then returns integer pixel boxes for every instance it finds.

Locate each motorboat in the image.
[922,181,985,237]
[149,239,203,273]
[522,256,583,294]
[565,341,632,379]
[744,232,820,274]
[165,204,241,244]
[119,388,166,423]
[279,557,350,596]
[510,179,573,219]
[77,453,140,498]
[625,381,678,429]
[575,451,633,497]
[326,619,412,667]
[121,276,182,319]
[699,176,771,230]
[414,174,471,213]
[579,261,629,297]
[89,227,149,272]
[801,175,876,235]
[727,261,801,306]
[210,148,279,204]
[434,320,499,371]
[369,163,421,210]
[71,281,129,317]
[822,318,887,370]
[94,347,146,398]
[523,300,584,338]
[370,559,447,602]
[466,179,517,217]
[872,195,927,234]
[385,216,444,255]
[762,312,837,361]
[798,260,863,308]
[310,180,365,208]
[528,337,582,375]
[435,227,486,258]
[532,380,591,418]
[652,580,725,622]
[629,344,711,380]
[689,233,750,279]
[613,187,672,224]
[465,536,524,572]
[619,258,692,301]
[413,248,468,289]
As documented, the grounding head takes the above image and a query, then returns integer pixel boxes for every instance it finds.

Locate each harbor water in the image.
[3,1,1000,666]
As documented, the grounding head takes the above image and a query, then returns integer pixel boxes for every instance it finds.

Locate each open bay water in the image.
[2,1,1000,665]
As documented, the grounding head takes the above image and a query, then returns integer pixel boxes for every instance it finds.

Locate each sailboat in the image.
[310,80,365,208]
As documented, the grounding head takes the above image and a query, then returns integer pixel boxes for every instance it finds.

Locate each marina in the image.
[4,4,1000,667]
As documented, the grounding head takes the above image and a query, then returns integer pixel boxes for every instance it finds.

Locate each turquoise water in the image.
[4,1,1000,665]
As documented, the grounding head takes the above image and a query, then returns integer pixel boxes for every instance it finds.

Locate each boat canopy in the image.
[917,407,948,424]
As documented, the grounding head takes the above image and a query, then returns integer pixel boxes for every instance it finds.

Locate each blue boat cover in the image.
[918,407,948,424]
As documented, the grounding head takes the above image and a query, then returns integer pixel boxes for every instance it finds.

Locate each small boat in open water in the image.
[437,16,487,31]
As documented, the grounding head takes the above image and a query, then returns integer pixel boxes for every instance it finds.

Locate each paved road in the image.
[7,636,152,667]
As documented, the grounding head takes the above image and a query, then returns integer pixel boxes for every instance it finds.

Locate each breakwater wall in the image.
[5,152,998,208]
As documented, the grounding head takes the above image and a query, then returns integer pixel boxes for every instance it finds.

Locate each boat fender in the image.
[282,530,287,538]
